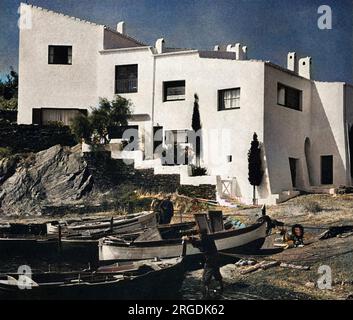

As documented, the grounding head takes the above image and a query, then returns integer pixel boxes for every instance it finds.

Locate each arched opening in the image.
[305,137,313,186]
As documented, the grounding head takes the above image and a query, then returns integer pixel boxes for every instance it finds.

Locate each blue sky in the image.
[0,0,352,83]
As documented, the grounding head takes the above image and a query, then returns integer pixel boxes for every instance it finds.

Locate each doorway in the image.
[321,155,333,185]
[289,158,298,188]
[153,126,163,158]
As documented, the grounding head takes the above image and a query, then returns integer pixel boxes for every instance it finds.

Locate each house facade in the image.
[17,3,353,205]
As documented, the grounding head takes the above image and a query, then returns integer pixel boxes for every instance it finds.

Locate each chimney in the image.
[241,46,248,60]
[226,43,247,60]
[155,38,165,54]
[298,57,312,79]
[287,52,297,73]
[117,21,126,35]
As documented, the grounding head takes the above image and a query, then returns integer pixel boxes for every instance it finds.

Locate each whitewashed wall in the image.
[18,4,103,124]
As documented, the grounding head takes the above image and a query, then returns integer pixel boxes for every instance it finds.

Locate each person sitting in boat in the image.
[159,195,174,224]
[281,224,305,247]
[150,198,162,223]
[183,230,223,298]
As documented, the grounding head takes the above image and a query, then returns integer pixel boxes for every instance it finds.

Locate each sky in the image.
[0,0,352,83]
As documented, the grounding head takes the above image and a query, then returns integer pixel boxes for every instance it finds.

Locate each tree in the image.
[191,93,202,166]
[70,113,92,143]
[248,133,264,205]
[71,96,133,145]
[0,68,18,110]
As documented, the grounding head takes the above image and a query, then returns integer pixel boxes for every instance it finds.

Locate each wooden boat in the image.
[0,257,185,300]
[66,211,157,232]
[99,219,268,263]
[0,235,59,256]
[59,221,196,260]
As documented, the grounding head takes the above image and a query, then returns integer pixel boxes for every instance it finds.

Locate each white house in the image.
[17,3,353,205]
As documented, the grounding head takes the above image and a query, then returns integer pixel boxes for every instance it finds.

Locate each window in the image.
[165,130,188,144]
[227,155,233,163]
[115,64,138,94]
[218,88,240,110]
[48,46,72,65]
[277,83,302,111]
[163,81,186,102]
[32,108,87,126]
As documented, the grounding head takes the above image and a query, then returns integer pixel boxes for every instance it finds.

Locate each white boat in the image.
[99,219,268,263]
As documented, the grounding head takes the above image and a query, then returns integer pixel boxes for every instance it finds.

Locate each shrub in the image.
[190,165,207,176]
[70,113,92,143]
[304,201,323,213]
[70,96,133,145]
[0,97,17,110]
[0,147,12,158]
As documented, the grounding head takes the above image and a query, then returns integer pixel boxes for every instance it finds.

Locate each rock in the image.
[0,155,19,183]
[0,145,93,215]
[305,281,315,288]
[220,264,236,278]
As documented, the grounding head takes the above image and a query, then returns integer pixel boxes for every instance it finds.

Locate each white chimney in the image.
[117,21,126,35]
[287,52,297,73]
[155,38,165,54]
[241,46,248,60]
[298,57,312,79]
[226,44,235,52]
[226,43,247,60]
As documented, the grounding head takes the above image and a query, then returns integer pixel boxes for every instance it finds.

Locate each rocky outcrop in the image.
[0,145,93,215]
[0,145,217,216]
[0,155,19,184]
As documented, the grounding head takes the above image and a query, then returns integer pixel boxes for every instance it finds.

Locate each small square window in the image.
[163,81,186,102]
[218,88,240,110]
[48,46,72,65]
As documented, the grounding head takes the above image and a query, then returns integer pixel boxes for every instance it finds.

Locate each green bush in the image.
[304,201,323,213]
[0,147,12,158]
[190,165,208,176]
[70,96,133,145]
[0,97,17,110]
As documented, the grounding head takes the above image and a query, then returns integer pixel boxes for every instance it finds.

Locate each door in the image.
[321,155,333,185]
[153,126,163,158]
[289,158,297,188]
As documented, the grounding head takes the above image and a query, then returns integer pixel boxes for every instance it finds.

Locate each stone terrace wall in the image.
[0,124,76,153]
[177,184,217,200]
[83,152,216,200]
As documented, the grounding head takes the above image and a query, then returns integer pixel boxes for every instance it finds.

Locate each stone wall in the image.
[83,152,216,200]
[0,124,77,153]
[177,184,217,200]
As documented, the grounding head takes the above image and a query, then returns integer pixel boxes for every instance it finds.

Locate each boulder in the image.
[0,145,93,215]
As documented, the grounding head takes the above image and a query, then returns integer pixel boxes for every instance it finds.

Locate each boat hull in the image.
[0,258,185,300]
[99,221,267,263]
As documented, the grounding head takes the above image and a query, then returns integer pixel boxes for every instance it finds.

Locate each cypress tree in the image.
[248,132,264,204]
[192,94,202,166]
